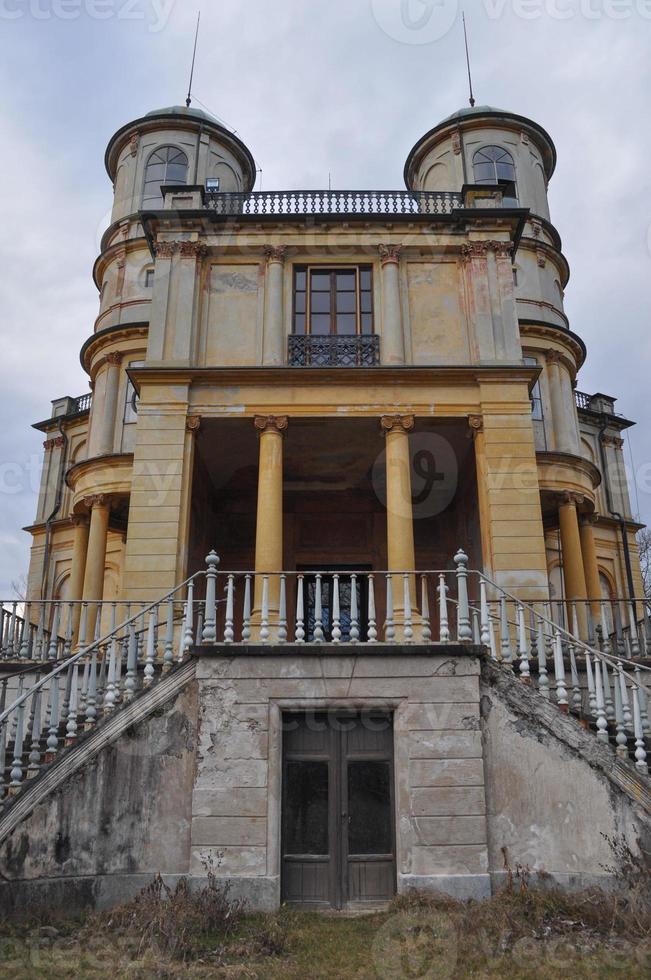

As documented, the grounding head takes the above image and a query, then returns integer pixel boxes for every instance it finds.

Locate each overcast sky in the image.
[0,0,650,596]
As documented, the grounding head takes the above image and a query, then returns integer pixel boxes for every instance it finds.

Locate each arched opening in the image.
[472,146,518,206]
[142,146,189,208]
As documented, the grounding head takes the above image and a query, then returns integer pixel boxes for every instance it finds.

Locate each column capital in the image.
[460,241,513,262]
[379,244,403,267]
[82,493,109,511]
[545,348,564,365]
[186,415,202,434]
[263,244,288,264]
[105,351,123,366]
[560,491,584,509]
[71,514,90,529]
[468,414,484,435]
[580,513,599,527]
[381,414,414,435]
[254,415,289,436]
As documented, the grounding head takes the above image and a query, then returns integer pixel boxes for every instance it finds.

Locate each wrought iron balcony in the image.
[206,189,463,218]
[288,334,380,368]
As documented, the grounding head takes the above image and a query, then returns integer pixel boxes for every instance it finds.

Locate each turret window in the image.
[523,356,544,421]
[142,146,189,208]
[473,146,518,206]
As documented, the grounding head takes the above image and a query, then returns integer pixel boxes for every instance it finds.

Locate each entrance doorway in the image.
[281,712,396,909]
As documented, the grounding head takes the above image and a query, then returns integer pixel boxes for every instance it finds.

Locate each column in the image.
[379,245,405,365]
[263,246,288,366]
[68,516,89,641]
[96,352,122,456]
[580,515,602,619]
[469,415,493,577]
[253,416,288,619]
[382,415,416,613]
[82,495,111,638]
[558,492,588,638]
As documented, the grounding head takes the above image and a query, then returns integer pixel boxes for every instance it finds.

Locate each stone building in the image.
[0,102,649,912]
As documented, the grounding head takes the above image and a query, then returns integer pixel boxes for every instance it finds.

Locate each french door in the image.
[281,712,396,909]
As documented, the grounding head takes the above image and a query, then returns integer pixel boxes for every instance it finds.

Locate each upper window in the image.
[472,146,518,206]
[142,146,189,208]
[124,360,145,424]
[144,268,155,288]
[293,266,374,336]
[523,356,544,422]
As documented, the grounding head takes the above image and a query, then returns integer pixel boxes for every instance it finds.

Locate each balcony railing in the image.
[206,189,464,218]
[288,334,380,367]
[73,393,92,414]
[575,391,592,411]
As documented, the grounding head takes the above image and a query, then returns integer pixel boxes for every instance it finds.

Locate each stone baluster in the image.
[602,661,615,722]
[19,603,31,660]
[479,581,491,647]
[438,575,450,642]
[63,603,74,659]
[47,603,61,662]
[613,678,628,759]
[45,674,60,762]
[593,659,610,742]
[182,581,195,657]
[295,575,305,644]
[472,610,480,646]
[104,635,118,713]
[403,575,413,643]
[202,551,219,643]
[84,649,98,729]
[9,702,26,791]
[124,624,137,701]
[585,651,597,717]
[488,611,498,662]
[163,597,175,671]
[27,690,43,776]
[65,663,79,744]
[278,576,288,643]
[313,575,324,644]
[618,664,633,731]
[517,604,530,681]
[634,665,650,735]
[242,576,252,643]
[260,576,270,645]
[633,687,648,774]
[628,605,641,658]
[143,612,157,687]
[331,576,341,645]
[454,550,472,643]
[500,597,513,664]
[420,577,431,643]
[536,616,550,699]
[367,575,377,644]
[553,631,568,710]
[34,605,46,661]
[385,575,395,643]
[222,575,235,644]
[569,644,582,713]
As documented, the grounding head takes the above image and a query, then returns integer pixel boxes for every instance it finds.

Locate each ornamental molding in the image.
[43,436,65,451]
[561,491,585,508]
[451,131,462,155]
[254,415,289,435]
[379,244,404,266]
[545,349,564,365]
[460,241,513,261]
[536,250,547,268]
[129,132,139,157]
[468,414,484,434]
[71,515,90,529]
[263,245,289,263]
[105,351,123,366]
[155,241,209,259]
[602,435,625,450]
[380,414,415,435]
[186,415,202,434]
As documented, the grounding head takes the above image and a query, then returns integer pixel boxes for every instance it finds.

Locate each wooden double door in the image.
[281,712,396,909]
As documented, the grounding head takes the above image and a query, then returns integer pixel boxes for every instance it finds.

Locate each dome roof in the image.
[144,104,220,125]
[440,104,509,124]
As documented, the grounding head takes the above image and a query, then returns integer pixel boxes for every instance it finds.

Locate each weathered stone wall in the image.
[191,648,490,907]
[481,662,651,889]
[0,683,198,913]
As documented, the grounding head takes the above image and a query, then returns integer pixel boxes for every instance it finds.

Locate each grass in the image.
[0,874,650,979]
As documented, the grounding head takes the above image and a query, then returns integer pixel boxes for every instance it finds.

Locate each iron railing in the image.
[205,189,464,218]
[288,334,380,368]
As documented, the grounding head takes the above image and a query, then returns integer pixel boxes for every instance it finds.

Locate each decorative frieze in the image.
[43,436,65,452]
[460,241,513,261]
[155,241,209,259]
[186,415,202,434]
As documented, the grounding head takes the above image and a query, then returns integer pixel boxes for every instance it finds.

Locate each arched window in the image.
[472,146,518,205]
[142,146,188,208]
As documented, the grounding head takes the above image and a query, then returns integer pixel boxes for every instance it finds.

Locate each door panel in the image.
[281,712,395,908]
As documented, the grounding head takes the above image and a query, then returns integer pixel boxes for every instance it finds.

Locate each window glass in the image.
[124,360,145,424]
[293,267,374,336]
[524,356,544,421]
[142,146,189,208]
[284,761,329,855]
[144,269,154,288]
[473,146,517,204]
[347,761,391,855]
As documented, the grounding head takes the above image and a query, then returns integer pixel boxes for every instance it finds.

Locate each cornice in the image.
[518,320,585,368]
[127,363,542,394]
[80,322,149,376]
[536,450,602,490]
[517,237,570,288]
[65,452,134,491]
[93,234,151,289]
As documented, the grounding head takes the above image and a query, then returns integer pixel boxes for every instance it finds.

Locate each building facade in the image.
[5,102,649,911]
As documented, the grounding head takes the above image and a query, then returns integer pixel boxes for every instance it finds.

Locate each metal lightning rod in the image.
[462,12,476,108]
[186,11,201,108]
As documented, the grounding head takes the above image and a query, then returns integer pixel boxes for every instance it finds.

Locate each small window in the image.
[124,360,145,424]
[144,269,155,288]
[524,355,544,421]
[293,266,374,336]
[512,267,519,287]
[473,146,518,206]
[142,146,189,208]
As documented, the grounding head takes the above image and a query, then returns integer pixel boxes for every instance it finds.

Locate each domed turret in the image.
[104,105,257,224]
[404,105,556,221]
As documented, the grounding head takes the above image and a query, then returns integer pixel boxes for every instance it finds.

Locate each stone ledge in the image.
[193,643,485,659]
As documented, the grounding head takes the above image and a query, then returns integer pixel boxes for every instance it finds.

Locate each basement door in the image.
[281,712,396,909]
